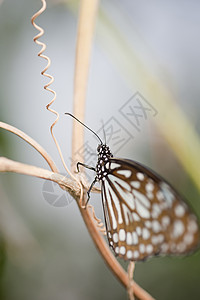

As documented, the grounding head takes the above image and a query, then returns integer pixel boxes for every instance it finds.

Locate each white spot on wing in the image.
[133,250,139,259]
[184,233,193,245]
[146,182,154,192]
[119,229,126,241]
[151,235,158,245]
[146,192,154,199]
[131,181,141,189]
[109,176,135,210]
[152,234,164,245]
[116,169,132,178]
[104,180,117,230]
[119,246,126,255]
[132,232,139,245]
[161,243,169,252]
[188,219,198,233]
[136,226,142,236]
[126,232,132,245]
[152,220,161,233]
[151,203,161,218]
[110,163,121,170]
[160,182,175,206]
[109,175,135,210]
[162,216,170,228]
[113,233,118,243]
[142,228,150,240]
[157,234,164,243]
[127,250,132,259]
[105,180,123,225]
[133,190,151,219]
[136,172,145,181]
[145,220,152,228]
[105,162,110,169]
[172,220,185,238]
[110,175,131,192]
[139,244,145,254]
[115,246,119,254]
[156,190,164,201]
[133,190,151,208]
[174,204,185,218]
[146,244,153,254]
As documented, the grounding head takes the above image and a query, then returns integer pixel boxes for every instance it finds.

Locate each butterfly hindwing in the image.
[100,158,199,261]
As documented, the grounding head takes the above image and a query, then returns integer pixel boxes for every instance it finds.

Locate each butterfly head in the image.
[97,144,113,159]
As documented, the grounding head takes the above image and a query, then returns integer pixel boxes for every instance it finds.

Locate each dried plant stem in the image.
[31,0,82,192]
[0,154,154,300]
[71,1,154,299]
[0,157,80,199]
[72,0,99,167]
[0,2,154,299]
[0,121,58,173]
[79,204,155,300]
[128,261,135,300]
[69,0,200,192]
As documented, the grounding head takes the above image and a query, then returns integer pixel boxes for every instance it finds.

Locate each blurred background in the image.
[0,0,200,299]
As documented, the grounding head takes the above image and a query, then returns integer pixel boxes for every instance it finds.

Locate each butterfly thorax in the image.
[96,144,113,181]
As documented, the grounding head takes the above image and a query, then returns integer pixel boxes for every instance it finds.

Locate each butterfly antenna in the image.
[101,119,106,144]
[65,113,103,145]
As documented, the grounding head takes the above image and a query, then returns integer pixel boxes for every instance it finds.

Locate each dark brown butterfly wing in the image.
[101,158,199,261]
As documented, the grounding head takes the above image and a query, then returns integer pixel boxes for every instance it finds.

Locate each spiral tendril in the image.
[31,0,83,201]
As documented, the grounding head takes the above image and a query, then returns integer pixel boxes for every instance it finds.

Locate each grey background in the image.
[0,1,200,299]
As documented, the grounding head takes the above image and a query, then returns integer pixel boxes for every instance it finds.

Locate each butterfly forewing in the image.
[100,158,199,261]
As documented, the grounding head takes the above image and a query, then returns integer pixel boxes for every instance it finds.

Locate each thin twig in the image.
[0,157,80,199]
[71,1,155,299]
[128,262,135,300]
[0,121,58,173]
[71,0,99,169]
[0,2,154,299]
[31,0,82,194]
[0,155,154,300]
[78,202,155,300]
[68,0,200,193]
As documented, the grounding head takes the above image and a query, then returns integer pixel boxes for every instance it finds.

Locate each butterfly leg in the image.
[85,176,98,207]
[77,162,96,173]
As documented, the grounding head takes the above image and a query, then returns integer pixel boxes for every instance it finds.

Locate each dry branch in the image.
[0,1,156,299]
[72,0,99,168]
[0,121,58,173]
[70,0,155,299]
[0,157,79,198]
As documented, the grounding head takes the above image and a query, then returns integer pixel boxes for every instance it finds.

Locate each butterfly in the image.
[66,113,200,261]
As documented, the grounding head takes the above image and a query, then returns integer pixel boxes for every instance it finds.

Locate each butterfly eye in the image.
[97,145,102,153]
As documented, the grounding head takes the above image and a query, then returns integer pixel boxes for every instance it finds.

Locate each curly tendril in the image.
[31,0,83,200]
